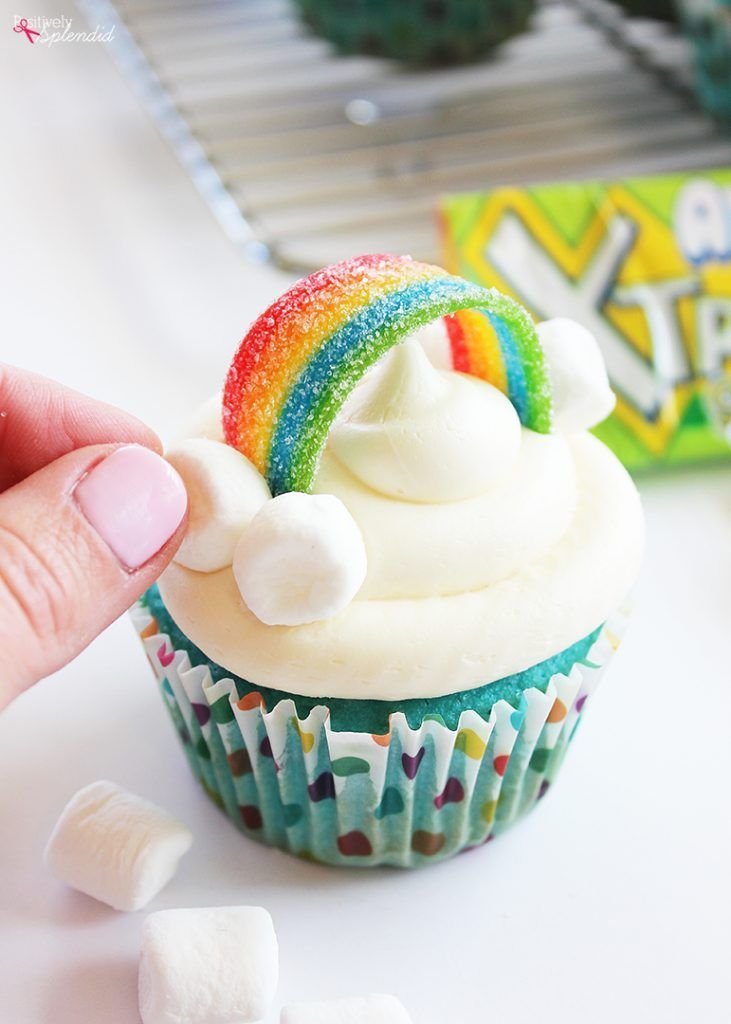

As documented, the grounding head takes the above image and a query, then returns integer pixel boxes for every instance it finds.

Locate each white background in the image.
[1,2,730,1021]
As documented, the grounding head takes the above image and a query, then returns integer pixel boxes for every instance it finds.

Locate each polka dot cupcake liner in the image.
[131,603,627,868]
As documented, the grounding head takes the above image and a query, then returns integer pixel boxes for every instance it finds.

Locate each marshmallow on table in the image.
[44,780,192,912]
[139,906,278,1024]
[233,491,367,626]
[281,995,413,1024]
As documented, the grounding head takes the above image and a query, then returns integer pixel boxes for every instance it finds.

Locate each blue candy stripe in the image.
[486,310,529,424]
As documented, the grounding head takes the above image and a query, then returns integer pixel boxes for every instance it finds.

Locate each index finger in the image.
[0,363,162,492]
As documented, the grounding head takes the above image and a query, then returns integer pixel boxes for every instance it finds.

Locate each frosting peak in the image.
[329,340,522,503]
[345,338,448,420]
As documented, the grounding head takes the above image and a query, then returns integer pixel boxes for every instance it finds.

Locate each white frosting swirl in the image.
[160,432,642,699]
[317,431,575,599]
[160,332,644,700]
[330,340,521,503]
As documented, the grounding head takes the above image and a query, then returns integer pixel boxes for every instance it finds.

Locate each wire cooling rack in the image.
[80,0,731,270]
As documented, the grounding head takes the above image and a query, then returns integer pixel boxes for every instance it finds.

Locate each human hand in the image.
[0,364,188,709]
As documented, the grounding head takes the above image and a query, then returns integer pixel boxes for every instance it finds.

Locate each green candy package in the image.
[441,169,731,469]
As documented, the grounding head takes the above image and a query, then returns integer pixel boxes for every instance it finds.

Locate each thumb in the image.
[0,443,187,705]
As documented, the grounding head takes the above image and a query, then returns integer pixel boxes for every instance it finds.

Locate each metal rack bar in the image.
[80,0,731,271]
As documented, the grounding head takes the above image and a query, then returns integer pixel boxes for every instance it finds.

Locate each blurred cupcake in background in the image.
[678,0,731,123]
[615,0,677,21]
[292,0,537,65]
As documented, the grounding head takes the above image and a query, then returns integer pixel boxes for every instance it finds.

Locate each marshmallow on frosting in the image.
[167,438,271,573]
[233,492,368,626]
[537,318,616,432]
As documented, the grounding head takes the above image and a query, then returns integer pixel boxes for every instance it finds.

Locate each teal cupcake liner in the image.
[131,601,626,868]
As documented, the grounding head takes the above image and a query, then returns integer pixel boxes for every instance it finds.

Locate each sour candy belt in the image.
[223,253,552,495]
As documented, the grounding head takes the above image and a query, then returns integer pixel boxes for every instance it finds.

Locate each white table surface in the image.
[1,3,730,1021]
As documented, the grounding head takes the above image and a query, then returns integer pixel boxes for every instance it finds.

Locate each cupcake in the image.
[678,0,731,124]
[615,0,676,21]
[133,254,643,867]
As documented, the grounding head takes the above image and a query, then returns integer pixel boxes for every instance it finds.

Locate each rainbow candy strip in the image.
[223,254,552,495]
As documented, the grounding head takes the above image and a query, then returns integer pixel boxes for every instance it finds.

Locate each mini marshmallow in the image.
[139,906,278,1024]
[167,437,271,573]
[537,318,616,432]
[233,492,367,626]
[281,994,413,1024]
[44,781,192,911]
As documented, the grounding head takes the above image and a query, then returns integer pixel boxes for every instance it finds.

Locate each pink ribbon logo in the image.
[14,18,41,43]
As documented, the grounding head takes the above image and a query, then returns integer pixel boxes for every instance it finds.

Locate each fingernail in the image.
[75,445,187,570]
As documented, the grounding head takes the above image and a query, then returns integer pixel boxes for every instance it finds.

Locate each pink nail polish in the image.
[75,445,187,570]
